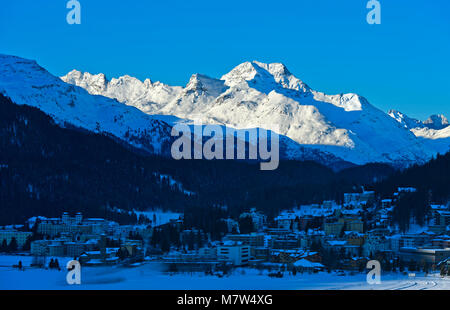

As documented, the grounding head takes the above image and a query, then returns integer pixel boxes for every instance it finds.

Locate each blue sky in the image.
[1,0,449,119]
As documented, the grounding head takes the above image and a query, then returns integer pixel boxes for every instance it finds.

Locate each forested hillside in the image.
[0,94,396,225]
[375,152,450,230]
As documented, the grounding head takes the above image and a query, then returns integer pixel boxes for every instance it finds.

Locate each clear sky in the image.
[1,0,449,119]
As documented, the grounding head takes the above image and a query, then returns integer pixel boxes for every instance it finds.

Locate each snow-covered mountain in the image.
[63,61,447,166]
[388,110,449,131]
[388,109,450,154]
[0,55,349,169]
[388,110,425,130]
[0,54,174,154]
[424,114,449,130]
[61,69,183,114]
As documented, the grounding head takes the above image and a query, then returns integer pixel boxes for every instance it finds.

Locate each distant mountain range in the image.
[0,54,448,168]
[388,109,450,143]
[61,60,450,166]
[388,110,449,131]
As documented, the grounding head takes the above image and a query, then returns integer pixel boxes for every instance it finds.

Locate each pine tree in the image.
[0,239,7,252]
[441,264,446,277]
[7,237,18,253]
[239,216,254,234]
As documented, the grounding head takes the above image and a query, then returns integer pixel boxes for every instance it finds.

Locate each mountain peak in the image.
[222,61,290,80]
[424,114,449,130]
[220,61,262,84]
[0,54,59,87]
[50,55,448,166]
[184,73,227,98]
[62,70,108,94]
[221,61,310,92]
[388,110,449,130]
[0,54,38,66]
[252,61,291,76]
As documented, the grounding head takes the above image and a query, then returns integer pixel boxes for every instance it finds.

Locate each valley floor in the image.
[0,255,449,290]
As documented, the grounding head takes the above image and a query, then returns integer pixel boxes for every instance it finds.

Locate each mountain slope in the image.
[0,55,351,169]
[375,150,450,231]
[0,93,193,225]
[376,150,450,202]
[388,109,449,133]
[388,109,450,155]
[1,93,393,224]
[63,61,441,166]
[0,55,174,155]
[388,110,425,130]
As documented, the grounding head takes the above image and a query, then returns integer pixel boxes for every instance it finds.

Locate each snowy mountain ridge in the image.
[62,60,449,166]
[0,54,174,154]
[388,109,449,131]
[388,109,450,153]
[0,54,349,168]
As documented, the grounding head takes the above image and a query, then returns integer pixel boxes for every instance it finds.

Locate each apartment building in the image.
[217,242,250,266]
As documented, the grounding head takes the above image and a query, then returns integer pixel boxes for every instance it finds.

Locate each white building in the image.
[217,242,250,266]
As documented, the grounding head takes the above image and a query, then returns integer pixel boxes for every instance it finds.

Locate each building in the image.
[344,191,375,207]
[363,234,389,256]
[31,240,50,256]
[275,213,296,230]
[47,241,65,257]
[239,209,267,231]
[390,234,433,252]
[217,242,250,266]
[269,236,300,250]
[432,237,450,249]
[433,211,450,227]
[399,248,450,264]
[381,199,392,208]
[161,251,224,272]
[223,218,239,233]
[293,259,324,272]
[37,212,95,237]
[30,239,98,257]
[252,247,270,261]
[324,222,345,236]
[66,242,87,258]
[324,218,364,236]
[62,212,82,225]
[345,231,365,246]
[224,233,265,247]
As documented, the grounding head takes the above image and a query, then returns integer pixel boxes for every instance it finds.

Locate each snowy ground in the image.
[1,256,450,290]
[133,209,182,227]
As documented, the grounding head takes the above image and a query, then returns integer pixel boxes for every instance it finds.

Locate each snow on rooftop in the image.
[276,204,340,220]
[293,259,324,268]
[327,240,347,246]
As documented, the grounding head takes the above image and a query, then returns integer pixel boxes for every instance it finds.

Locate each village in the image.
[1,187,450,278]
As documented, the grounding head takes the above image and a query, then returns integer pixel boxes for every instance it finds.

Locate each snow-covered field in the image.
[134,209,183,226]
[1,256,450,290]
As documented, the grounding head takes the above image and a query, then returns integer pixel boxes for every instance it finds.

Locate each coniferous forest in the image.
[0,94,448,230]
